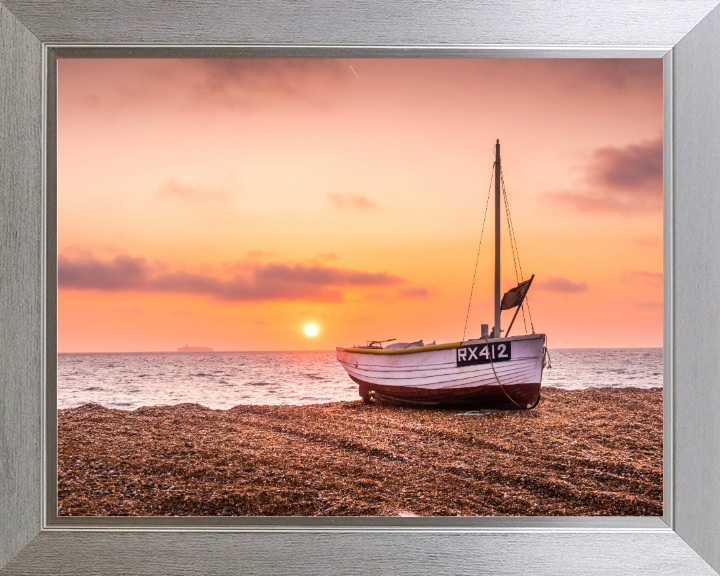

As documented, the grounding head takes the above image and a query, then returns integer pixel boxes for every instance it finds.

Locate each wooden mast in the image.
[494,139,501,338]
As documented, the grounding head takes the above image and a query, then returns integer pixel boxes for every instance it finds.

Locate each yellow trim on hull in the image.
[338,333,545,355]
[340,342,462,355]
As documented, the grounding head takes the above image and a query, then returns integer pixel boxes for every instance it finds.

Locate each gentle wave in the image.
[57,348,662,410]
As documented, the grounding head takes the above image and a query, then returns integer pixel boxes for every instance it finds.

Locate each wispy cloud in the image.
[365,287,431,301]
[328,193,377,211]
[246,250,276,260]
[547,137,662,215]
[157,180,231,204]
[399,287,430,299]
[623,271,663,285]
[58,254,405,303]
[118,306,143,314]
[554,59,662,91]
[70,59,350,112]
[587,138,662,190]
[188,59,348,109]
[534,277,589,293]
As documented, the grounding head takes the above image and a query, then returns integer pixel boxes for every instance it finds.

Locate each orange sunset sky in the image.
[57,58,663,352]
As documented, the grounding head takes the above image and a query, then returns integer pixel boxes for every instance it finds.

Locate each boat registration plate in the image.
[456,341,512,367]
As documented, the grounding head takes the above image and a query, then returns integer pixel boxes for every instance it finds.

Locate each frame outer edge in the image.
[1,0,720,575]
[1,0,719,46]
[2,531,720,576]
[672,3,720,573]
[0,2,43,570]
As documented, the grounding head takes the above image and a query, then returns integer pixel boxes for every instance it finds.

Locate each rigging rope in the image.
[462,164,494,342]
[500,170,528,333]
[458,156,544,410]
[501,178,522,283]
[482,335,540,410]
[500,169,535,334]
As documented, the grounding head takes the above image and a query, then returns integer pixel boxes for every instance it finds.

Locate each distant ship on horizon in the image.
[177,345,213,352]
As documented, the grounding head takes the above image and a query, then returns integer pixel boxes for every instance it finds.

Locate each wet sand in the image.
[57,387,662,516]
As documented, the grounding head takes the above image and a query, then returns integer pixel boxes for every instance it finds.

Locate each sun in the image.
[304,324,319,337]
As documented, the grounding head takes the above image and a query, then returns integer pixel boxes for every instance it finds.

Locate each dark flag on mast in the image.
[500,275,534,310]
[500,275,535,337]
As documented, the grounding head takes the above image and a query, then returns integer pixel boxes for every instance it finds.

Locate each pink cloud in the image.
[64,58,350,112]
[246,250,276,259]
[57,254,405,303]
[552,59,662,91]
[188,59,348,109]
[399,287,430,299]
[118,306,143,314]
[588,138,662,190]
[157,180,231,204]
[547,137,662,215]
[328,193,377,211]
[622,271,663,285]
[535,277,589,293]
[364,287,430,301]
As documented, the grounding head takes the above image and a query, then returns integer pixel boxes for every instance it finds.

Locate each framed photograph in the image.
[2,1,720,574]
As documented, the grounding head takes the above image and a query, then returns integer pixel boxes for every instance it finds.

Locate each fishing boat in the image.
[336,140,548,409]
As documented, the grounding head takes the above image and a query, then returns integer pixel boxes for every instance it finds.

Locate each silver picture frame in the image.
[2,1,720,574]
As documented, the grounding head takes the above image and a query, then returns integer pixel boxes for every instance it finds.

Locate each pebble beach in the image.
[57,386,663,517]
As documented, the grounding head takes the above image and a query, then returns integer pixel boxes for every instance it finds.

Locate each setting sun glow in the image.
[305,325,319,337]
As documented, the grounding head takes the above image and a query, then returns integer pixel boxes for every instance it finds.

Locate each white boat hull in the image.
[336,334,546,409]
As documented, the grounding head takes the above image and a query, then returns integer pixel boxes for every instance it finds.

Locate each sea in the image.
[57,348,663,411]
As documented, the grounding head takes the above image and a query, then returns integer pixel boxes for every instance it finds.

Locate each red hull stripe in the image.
[348,374,541,409]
